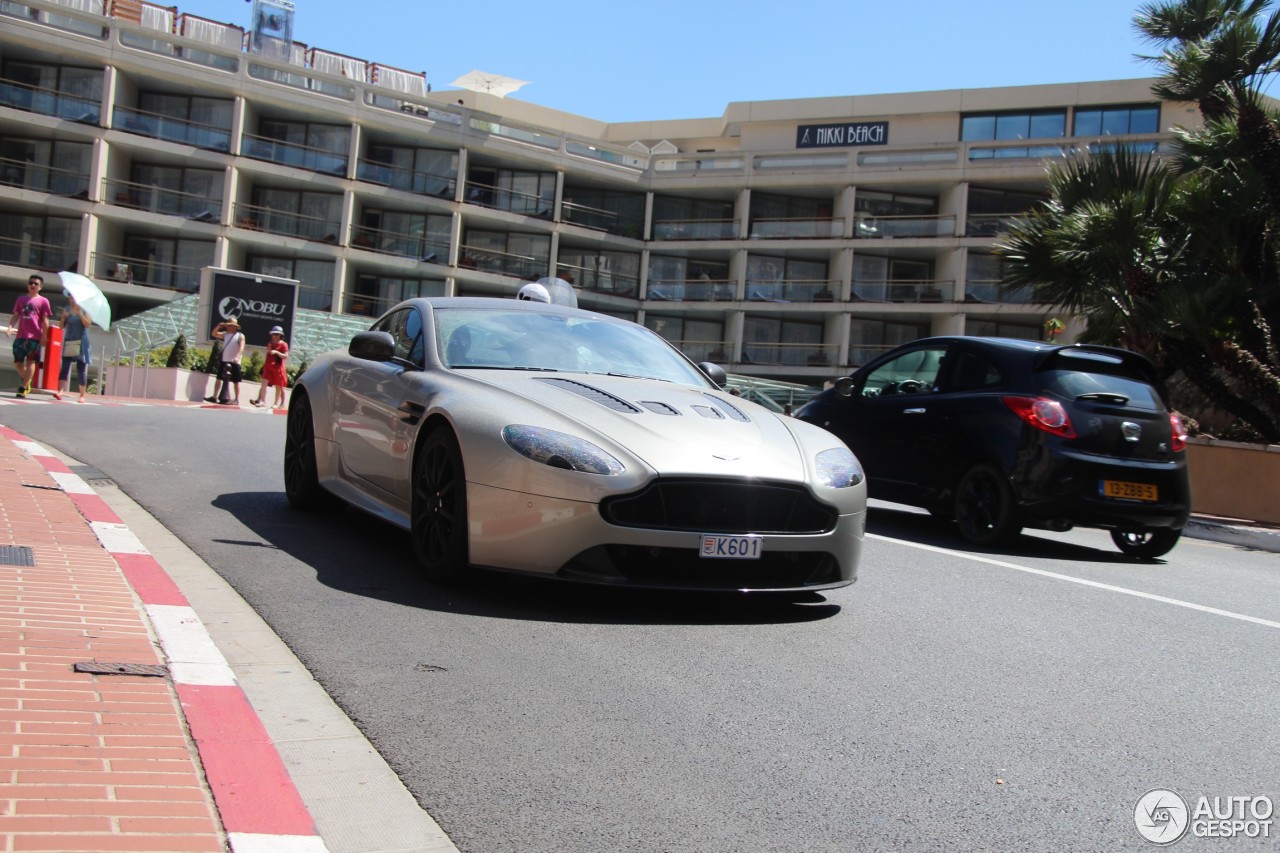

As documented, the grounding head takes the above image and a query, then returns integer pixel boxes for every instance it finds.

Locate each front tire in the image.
[284,392,339,510]
[1111,528,1181,559]
[954,464,1022,546]
[411,428,469,584]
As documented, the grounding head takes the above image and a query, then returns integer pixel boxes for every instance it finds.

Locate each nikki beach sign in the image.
[796,121,889,148]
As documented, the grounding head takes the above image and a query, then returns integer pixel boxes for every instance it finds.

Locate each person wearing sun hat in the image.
[204,315,245,405]
[251,325,289,409]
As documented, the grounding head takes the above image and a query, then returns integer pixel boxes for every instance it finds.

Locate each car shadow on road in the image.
[212,492,846,626]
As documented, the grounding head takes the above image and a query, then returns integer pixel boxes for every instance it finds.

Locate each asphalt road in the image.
[3,402,1278,852]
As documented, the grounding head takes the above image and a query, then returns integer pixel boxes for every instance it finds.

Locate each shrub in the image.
[166,334,190,368]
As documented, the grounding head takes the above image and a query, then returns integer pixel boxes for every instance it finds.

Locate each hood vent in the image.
[640,401,680,416]
[703,393,750,422]
[536,378,642,413]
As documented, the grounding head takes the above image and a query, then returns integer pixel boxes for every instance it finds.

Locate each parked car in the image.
[796,337,1190,557]
[284,297,866,591]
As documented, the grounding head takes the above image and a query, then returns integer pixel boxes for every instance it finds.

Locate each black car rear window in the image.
[1040,369,1163,411]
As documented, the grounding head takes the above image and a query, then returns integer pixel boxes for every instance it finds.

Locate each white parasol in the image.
[449,69,530,98]
[58,271,112,331]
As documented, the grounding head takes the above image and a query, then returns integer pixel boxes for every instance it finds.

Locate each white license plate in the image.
[700,534,763,560]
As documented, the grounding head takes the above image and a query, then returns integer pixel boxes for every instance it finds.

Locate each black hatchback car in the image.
[796,337,1191,557]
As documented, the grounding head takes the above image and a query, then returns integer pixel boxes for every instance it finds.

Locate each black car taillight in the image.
[1002,395,1077,439]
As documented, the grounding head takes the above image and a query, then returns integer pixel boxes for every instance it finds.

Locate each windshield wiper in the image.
[451,364,560,371]
[1076,392,1130,405]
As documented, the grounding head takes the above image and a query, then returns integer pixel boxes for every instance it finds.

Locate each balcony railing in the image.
[350,225,448,261]
[667,339,732,364]
[746,280,841,303]
[89,251,209,293]
[965,213,1029,238]
[0,234,78,271]
[652,219,738,241]
[0,156,89,196]
[458,244,545,279]
[343,292,399,318]
[748,217,843,239]
[356,160,456,198]
[111,105,232,152]
[561,200,645,239]
[854,214,956,239]
[963,280,1042,304]
[851,280,955,303]
[555,263,637,298]
[103,178,223,221]
[232,202,340,242]
[0,78,100,123]
[848,344,899,369]
[463,181,552,217]
[740,341,841,368]
[241,133,348,175]
[646,279,736,302]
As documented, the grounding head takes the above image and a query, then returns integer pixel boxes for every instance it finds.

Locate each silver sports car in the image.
[284,297,866,592]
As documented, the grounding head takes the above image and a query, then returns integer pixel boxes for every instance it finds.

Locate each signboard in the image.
[796,121,889,149]
[198,268,299,348]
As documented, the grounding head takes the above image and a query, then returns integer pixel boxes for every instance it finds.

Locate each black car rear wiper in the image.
[1075,392,1130,405]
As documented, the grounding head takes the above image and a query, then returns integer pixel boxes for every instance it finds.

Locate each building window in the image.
[1073,104,1160,137]
[644,314,725,363]
[247,256,334,310]
[961,109,1066,141]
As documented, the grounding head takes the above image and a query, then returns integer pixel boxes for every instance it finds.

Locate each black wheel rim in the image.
[413,440,459,566]
[284,397,313,496]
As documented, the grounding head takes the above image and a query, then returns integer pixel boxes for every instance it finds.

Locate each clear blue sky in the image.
[171,0,1163,123]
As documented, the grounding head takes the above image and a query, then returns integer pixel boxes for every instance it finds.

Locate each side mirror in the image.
[834,376,855,397]
[698,361,728,388]
[349,330,395,361]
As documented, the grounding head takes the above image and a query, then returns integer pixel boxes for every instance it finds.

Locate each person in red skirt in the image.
[251,325,289,408]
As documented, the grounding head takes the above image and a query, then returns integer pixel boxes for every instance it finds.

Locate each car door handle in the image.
[904,408,926,414]
[398,401,425,424]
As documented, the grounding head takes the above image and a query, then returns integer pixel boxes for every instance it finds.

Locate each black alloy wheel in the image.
[411,428,469,584]
[284,392,339,510]
[1111,528,1182,559]
[954,464,1022,546]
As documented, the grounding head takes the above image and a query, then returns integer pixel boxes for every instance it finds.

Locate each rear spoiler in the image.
[1034,344,1166,397]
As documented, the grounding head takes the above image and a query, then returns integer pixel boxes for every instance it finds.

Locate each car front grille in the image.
[560,545,843,590]
[600,479,836,534]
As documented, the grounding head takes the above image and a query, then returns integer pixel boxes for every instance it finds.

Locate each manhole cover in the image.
[0,546,34,567]
[73,661,169,677]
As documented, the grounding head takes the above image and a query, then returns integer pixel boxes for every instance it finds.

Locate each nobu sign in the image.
[796,121,889,149]
[198,267,299,347]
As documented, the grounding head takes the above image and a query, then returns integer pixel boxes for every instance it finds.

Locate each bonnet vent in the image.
[536,378,642,413]
[703,393,751,422]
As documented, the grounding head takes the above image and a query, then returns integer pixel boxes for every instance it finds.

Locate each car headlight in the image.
[816,447,864,488]
[502,425,625,475]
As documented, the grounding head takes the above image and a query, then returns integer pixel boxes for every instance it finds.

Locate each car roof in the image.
[401,295,609,320]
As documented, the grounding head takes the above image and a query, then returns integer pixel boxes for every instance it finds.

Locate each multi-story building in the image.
[0,0,1198,384]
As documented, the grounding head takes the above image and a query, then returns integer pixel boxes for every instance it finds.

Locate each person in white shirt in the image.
[205,316,246,405]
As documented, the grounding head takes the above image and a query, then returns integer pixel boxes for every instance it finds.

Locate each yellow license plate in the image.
[1101,480,1159,502]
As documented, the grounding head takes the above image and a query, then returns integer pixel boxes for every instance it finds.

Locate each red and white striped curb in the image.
[4,426,328,853]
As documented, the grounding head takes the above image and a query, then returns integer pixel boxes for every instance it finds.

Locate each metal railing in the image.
[652,219,738,241]
[349,224,448,261]
[745,280,841,303]
[646,279,736,302]
[748,217,844,239]
[853,214,956,239]
[240,133,348,175]
[963,280,1043,304]
[355,159,456,198]
[851,280,956,303]
[561,200,645,238]
[458,244,545,279]
[555,263,638,297]
[0,155,89,196]
[111,105,232,152]
[88,252,208,293]
[666,339,732,364]
[964,213,1029,238]
[0,77,100,123]
[232,202,341,242]
[462,181,552,217]
[740,341,842,367]
[0,234,78,271]
[102,178,223,220]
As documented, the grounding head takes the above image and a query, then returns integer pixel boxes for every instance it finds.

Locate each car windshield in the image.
[434,308,713,387]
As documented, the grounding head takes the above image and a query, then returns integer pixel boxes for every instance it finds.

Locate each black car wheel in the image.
[411,428,469,584]
[284,392,340,510]
[954,464,1022,546]
[1111,528,1181,559]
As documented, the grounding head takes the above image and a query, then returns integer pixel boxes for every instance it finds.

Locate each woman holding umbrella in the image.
[58,296,92,402]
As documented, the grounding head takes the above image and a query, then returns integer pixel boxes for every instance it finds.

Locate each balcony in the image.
[350,224,447,262]
[556,263,637,298]
[111,105,232,152]
[748,217,843,240]
[356,160,456,198]
[646,279,736,302]
[965,213,1028,238]
[746,280,840,303]
[103,178,222,221]
[232,202,340,243]
[458,244,545,279]
[963,280,1042,304]
[740,341,841,368]
[89,251,208,293]
[561,200,644,239]
[853,214,956,239]
[463,181,551,217]
[0,78,99,124]
[0,234,78,271]
[652,219,737,241]
[0,156,89,196]
[241,133,348,176]
[669,339,731,364]
[851,280,955,303]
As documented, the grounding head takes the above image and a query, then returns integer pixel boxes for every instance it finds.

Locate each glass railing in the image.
[1,3,105,38]
[0,78,100,123]
[847,344,898,369]
[343,292,399,318]
[745,280,840,303]
[349,225,448,261]
[103,178,223,220]
[748,217,843,239]
[0,235,78,271]
[739,341,840,367]
[963,280,1042,304]
[556,264,637,298]
[667,339,731,364]
[241,133,349,175]
[853,214,956,238]
[355,160,456,198]
[111,105,232,152]
[645,279,736,302]
[462,181,552,216]
[564,140,648,171]
[652,219,738,241]
[561,201,645,239]
[857,148,959,167]
[89,251,210,293]
[967,143,1074,161]
[233,202,341,242]
[964,213,1030,237]
[852,280,955,302]
[458,244,546,279]
[0,156,90,196]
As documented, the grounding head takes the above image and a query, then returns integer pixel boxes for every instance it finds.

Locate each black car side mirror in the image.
[699,361,728,388]
[349,330,395,361]
[834,376,855,397]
